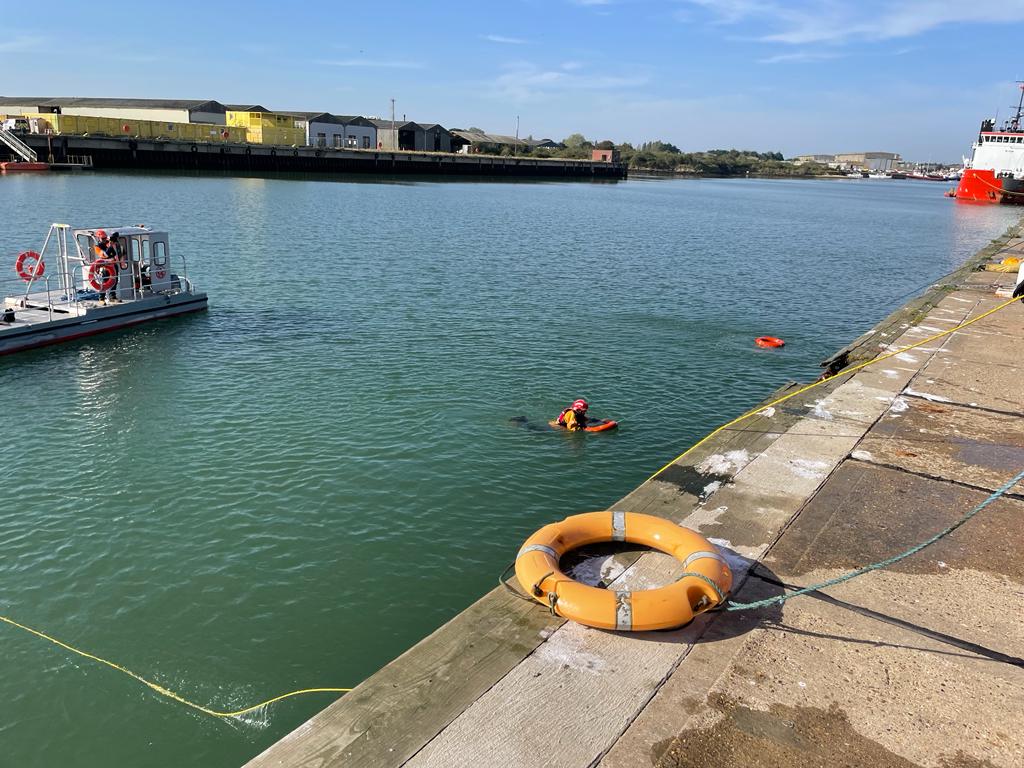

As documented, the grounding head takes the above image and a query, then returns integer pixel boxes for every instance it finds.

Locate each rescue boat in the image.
[953,83,1024,204]
[1,223,207,355]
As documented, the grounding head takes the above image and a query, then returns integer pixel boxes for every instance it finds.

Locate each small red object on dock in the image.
[755,336,785,348]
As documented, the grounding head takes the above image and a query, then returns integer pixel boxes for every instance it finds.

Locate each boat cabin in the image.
[72,225,178,299]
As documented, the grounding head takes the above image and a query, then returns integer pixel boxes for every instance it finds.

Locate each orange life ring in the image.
[548,418,619,433]
[89,259,117,291]
[15,250,44,281]
[515,511,732,631]
[755,336,785,348]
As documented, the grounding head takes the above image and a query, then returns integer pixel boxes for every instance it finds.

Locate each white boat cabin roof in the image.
[73,225,165,238]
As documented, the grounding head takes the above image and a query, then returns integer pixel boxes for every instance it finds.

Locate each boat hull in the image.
[953,169,1024,204]
[0,293,207,355]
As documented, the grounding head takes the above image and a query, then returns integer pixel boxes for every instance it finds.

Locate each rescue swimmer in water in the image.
[550,398,618,433]
[507,397,618,433]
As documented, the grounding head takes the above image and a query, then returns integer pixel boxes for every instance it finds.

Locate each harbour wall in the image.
[240,219,1024,767]
[19,134,628,179]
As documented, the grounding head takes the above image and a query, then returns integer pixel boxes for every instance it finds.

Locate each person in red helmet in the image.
[556,398,591,431]
[91,229,121,303]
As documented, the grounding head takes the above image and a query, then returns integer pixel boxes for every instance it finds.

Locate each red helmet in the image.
[572,399,588,412]
[95,229,108,240]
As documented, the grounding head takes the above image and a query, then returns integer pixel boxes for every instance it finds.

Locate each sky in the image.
[4,0,1024,161]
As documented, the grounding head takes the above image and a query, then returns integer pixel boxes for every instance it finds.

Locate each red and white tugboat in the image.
[954,83,1024,203]
[1,223,207,355]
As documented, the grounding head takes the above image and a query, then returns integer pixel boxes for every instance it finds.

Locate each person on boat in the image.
[92,229,120,303]
[556,399,590,431]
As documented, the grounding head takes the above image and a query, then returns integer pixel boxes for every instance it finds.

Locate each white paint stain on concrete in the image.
[807,399,834,421]
[789,458,830,479]
[535,626,607,675]
[906,388,952,403]
[881,369,899,379]
[697,449,752,476]
[890,396,909,413]
[759,407,776,418]
[702,480,723,499]
[851,450,874,461]
[896,352,919,363]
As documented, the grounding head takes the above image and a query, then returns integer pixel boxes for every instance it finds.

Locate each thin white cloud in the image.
[483,34,527,45]
[319,58,424,69]
[490,61,647,102]
[758,50,842,64]
[561,61,584,71]
[569,0,613,5]
[0,35,46,53]
[683,0,1024,45]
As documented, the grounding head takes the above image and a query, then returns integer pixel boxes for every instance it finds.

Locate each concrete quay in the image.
[245,225,1024,768]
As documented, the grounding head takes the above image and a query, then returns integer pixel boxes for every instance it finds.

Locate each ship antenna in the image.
[1013,81,1024,131]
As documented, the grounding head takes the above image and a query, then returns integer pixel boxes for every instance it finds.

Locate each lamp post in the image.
[391,98,396,150]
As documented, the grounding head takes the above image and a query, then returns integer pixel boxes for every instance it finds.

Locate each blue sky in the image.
[3,0,1024,161]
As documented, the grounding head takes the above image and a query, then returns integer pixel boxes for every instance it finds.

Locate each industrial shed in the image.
[296,113,377,149]
[0,97,228,124]
[369,119,428,151]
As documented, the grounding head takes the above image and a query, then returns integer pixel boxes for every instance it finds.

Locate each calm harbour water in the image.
[0,172,1018,767]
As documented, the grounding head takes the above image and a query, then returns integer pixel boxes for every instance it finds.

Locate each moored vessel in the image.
[953,83,1024,203]
[1,223,207,355]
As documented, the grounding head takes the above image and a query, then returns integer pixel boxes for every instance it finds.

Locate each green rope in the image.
[723,467,1024,612]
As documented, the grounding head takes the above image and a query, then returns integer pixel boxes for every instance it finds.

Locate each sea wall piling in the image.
[18,134,627,179]
[244,222,1024,768]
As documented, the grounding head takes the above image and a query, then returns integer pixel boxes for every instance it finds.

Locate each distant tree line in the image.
[525,133,831,176]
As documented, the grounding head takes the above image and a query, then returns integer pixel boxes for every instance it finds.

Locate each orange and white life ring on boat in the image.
[755,336,785,348]
[515,511,732,631]
[89,259,117,291]
[15,250,44,281]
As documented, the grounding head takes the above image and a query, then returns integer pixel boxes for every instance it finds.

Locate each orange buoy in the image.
[755,336,785,348]
[515,511,732,631]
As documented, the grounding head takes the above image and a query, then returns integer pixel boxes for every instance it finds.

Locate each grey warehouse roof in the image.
[0,96,227,111]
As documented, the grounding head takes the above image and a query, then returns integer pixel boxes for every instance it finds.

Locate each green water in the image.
[0,173,1018,766]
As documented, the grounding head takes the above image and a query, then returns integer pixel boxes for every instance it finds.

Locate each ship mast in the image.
[1010,81,1024,131]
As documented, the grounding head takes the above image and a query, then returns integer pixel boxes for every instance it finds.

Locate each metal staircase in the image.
[0,129,37,162]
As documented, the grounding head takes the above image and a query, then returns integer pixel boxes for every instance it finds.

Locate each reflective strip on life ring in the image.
[755,336,785,348]
[15,250,45,281]
[515,511,732,631]
[88,259,117,291]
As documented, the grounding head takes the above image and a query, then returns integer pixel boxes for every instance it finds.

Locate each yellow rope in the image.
[0,615,350,718]
[647,294,1021,481]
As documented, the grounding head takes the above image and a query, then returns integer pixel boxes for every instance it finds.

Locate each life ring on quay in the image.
[190,144,198,153]
[244,146,252,156]
[515,511,732,631]
[270,148,277,157]
[548,418,619,433]
[15,250,45,281]
[755,336,785,348]
[89,259,117,291]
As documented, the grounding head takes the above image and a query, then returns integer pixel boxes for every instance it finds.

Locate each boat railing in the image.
[2,271,85,321]
[4,257,199,318]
